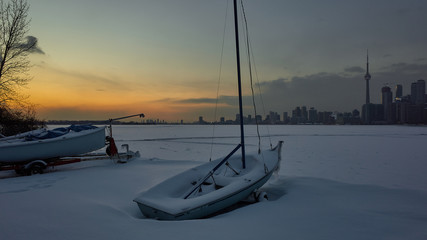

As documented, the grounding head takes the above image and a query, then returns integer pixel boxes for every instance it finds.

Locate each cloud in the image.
[38,64,130,91]
[253,62,427,114]
[18,36,45,54]
[379,62,427,76]
[414,58,427,62]
[177,98,218,104]
[38,106,128,121]
[344,66,364,73]
[150,61,427,121]
[256,73,363,113]
[175,96,241,106]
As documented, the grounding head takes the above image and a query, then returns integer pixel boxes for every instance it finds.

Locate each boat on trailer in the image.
[133,0,283,220]
[0,125,106,165]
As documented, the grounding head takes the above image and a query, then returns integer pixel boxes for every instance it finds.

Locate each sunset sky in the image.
[24,0,427,122]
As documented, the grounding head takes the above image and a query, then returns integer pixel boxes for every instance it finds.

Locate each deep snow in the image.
[1,125,427,240]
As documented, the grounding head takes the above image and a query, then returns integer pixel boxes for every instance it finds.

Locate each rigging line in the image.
[252,51,273,149]
[240,0,262,153]
[240,0,268,166]
[239,2,273,149]
[209,0,230,161]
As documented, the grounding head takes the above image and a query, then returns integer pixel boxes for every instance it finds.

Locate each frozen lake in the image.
[1,125,427,239]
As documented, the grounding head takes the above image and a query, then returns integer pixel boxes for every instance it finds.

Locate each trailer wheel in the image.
[106,145,111,156]
[28,162,45,175]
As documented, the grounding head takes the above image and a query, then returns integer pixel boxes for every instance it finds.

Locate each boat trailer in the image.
[0,113,144,176]
[0,143,139,176]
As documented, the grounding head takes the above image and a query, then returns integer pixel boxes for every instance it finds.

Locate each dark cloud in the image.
[157,62,427,118]
[414,58,427,62]
[252,62,427,114]
[380,62,427,75]
[344,66,364,73]
[177,98,218,104]
[256,73,362,113]
[151,98,175,103]
[17,36,45,54]
[173,95,241,106]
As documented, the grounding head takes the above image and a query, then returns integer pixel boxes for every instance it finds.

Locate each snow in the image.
[1,125,427,239]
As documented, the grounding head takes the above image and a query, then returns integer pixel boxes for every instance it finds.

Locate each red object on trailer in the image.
[105,136,119,157]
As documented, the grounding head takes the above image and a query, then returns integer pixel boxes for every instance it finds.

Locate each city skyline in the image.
[21,0,427,122]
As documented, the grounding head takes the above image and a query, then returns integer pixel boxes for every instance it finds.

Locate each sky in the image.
[22,0,427,122]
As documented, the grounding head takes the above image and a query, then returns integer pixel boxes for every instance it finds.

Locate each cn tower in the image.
[364,50,371,123]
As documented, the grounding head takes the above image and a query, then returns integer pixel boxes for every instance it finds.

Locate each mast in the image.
[233,0,246,168]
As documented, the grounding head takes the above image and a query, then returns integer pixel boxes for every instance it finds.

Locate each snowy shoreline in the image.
[1,125,427,239]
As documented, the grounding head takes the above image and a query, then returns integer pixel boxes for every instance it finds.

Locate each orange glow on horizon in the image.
[25,66,233,122]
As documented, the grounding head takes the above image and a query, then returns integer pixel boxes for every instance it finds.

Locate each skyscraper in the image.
[411,82,417,104]
[395,84,402,100]
[416,79,426,105]
[410,79,426,105]
[382,86,393,123]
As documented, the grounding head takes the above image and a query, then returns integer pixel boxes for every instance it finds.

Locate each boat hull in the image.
[135,168,274,220]
[134,141,283,220]
[0,127,106,164]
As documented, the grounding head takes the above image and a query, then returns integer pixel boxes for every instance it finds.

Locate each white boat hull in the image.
[0,127,106,164]
[134,141,283,220]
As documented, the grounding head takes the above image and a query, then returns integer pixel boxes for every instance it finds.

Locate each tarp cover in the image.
[25,125,98,141]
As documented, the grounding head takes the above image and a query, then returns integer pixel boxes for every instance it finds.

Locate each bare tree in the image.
[0,0,45,136]
[0,0,41,105]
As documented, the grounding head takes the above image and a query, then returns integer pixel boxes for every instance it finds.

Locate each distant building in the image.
[395,101,409,124]
[283,112,289,124]
[235,114,240,123]
[301,106,308,122]
[255,115,262,123]
[395,84,403,101]
[416,79,426,105]
[411,82,418,104]
[382,86,393,123]
[352,109,361,124]
[308,107,317,123]
[318,111,334,124]
[247,115,252,124]
[291,107,302,124]
[198,116,206,124]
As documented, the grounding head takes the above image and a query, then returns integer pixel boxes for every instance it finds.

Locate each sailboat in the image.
[133,0,283,220]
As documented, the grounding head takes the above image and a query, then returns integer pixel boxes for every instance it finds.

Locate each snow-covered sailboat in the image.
[0,125,106,164]
[133,0,283,220]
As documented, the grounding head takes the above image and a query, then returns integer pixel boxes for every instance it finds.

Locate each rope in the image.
[209,0,230,162]
[240,0,273,150]
[240,0,263,153]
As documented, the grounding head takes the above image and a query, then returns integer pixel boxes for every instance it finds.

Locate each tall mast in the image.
[233,0,245,168]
